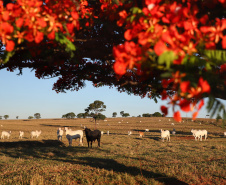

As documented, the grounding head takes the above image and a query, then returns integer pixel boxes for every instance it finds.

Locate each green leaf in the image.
[55,32,76,51]
[204,50,226,65]
[207,96,226,120]
[160,72,172,78]
[131,7,142,14]
[158,51,176,69]
[2,51,15,64]
[112,0,119,5]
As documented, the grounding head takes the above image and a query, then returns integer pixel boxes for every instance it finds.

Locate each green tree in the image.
[4,115,9,120]
[96,113,106,120]
[16,116,19,119]
[62,112,76,119]
[142,113,151,117]
[28,116,33,119]
[0,116,2,119]
[112,112,117,117]
[34,113,41,119]
[77,113,85,118]
[120,111,124,117]
[85,100,106,126]
[152,112,162,117]
[123,113,130,117]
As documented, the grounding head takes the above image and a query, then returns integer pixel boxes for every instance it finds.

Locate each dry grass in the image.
[0,117,225,185]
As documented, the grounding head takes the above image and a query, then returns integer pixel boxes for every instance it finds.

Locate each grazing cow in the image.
[84,128,101,148]
[1,131,11,139]
[31,130,42,138]
[191,129,207,141]
[139,131,144,138]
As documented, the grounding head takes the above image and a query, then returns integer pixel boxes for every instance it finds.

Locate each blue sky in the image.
[0,68,225,119]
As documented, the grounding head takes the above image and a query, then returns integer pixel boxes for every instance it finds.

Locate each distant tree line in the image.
[62,100,107,125]
[0,115,9,119]
[142,112,164,117]
[111,111,163,118]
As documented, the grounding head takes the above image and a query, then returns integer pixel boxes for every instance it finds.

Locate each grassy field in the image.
[0,117,225,185]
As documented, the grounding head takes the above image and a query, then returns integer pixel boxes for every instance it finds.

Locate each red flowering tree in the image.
[0,0,226,121]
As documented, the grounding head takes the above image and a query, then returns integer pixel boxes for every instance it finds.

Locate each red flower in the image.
[124,29,133,41]
[16,18,24,28]
[161,79,169,88]
[192,111,198,120]
[161,90,167,100]
[180,81,190,93]
[222,36,226,49]
[6,40,15,52]
[179,99,191,112]
[35,31,44,43]
[161,105,168,116]
[154,40,168,56]
[220,64,226,73]
[113,61,127,75]
[198,77,210,93]
[174,111,182,122]
[198,99,204,111]
[47,31,55,40]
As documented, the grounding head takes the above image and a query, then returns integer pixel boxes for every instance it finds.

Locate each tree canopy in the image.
[0,0,226,121]
[34,113,41,119]
[85,100,106,124]
[62,112,76,119]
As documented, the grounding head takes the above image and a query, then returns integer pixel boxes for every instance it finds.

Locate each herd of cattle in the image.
[1,125,226,147]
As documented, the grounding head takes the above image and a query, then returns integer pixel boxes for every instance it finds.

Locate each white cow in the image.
[1,131,11,139]
[57,127,64,141]
[160,129,170,142]
[31,130,42,138]
[65,127,83,146]
[191,129,207,141]
[19,131,24,139]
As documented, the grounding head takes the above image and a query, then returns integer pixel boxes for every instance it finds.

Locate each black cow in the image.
[84,128,101,148]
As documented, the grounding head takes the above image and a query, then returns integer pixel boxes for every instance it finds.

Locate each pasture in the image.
[0,117,225,185]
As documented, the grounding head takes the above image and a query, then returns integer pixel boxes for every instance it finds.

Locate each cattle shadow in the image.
[78,157,188,185]
[40,124,83,129]
[133,129,161,133]
[0,140,89,160]
[0,140,65,148]
[145,136,161,141]
[0,140,188,185]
